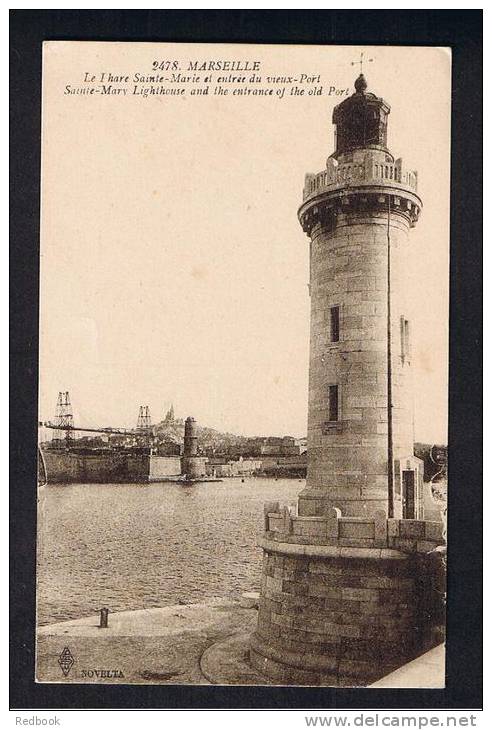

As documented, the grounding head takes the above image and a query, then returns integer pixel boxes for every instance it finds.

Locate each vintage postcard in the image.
[36,42,450,687]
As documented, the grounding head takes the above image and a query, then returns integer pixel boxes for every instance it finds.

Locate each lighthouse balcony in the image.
[302,159,418,203]
[298,170,422,234]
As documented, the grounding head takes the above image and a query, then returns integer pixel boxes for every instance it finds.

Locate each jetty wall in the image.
[149,456,182,480]
[250,503,446,686]
[42,450,181,483]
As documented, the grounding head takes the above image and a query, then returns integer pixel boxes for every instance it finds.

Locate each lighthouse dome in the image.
[332,76,391,158]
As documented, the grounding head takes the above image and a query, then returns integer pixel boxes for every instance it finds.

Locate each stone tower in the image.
[184,416,198,457]
[181,416,206,479]
[250,76,445,687]
[298,73,423,520]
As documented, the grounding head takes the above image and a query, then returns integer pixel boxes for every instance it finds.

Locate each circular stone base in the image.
[200,633,275,685]
[250,642,353,687]
[200,633,353,686]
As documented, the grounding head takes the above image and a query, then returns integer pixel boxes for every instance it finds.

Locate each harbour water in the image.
[36,478,303,625]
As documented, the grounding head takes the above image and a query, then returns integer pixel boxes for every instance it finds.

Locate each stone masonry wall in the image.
[42,450,150,483]
[42,451,184,483]
[148,455,182,479]
[302,210,416,518]
[181,455,207,479]
[250,502,445,686]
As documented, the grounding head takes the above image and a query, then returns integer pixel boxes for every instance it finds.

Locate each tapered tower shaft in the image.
[298,74,422,518]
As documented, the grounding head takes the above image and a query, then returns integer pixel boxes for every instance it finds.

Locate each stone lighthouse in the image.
[299,73,423,520]
[250,75,445,686]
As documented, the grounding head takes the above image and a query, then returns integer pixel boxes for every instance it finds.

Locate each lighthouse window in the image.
[328,385,339,422]
[400,316,411,362]
[330,305,340,343]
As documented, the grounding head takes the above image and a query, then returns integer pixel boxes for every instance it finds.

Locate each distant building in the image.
[206,457,262,478]
[230,436,301,458]
[163,403,175,425]
[295,437,307,454]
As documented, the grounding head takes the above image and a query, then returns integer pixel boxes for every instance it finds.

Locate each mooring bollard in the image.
[99,607,109,628]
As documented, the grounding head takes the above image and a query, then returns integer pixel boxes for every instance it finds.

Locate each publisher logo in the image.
[58,647,74,677]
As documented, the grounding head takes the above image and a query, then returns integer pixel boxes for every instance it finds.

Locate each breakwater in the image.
[41,450,182,483]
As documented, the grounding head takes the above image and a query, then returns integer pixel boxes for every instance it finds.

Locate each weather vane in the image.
[351,51,374,75]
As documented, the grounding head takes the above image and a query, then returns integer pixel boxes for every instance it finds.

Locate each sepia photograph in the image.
[32,40,452,690]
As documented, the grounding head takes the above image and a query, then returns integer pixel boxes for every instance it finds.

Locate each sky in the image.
[39,43,450,442]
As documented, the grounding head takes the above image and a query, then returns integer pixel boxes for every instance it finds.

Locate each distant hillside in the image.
[153,417,258,454]
[152,407,300,455]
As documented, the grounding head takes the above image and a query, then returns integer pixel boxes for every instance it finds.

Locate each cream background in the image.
[39,43,450,441]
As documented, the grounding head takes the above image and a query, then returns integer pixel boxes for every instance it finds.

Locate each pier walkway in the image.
[36,598,444,687]
[36,598,266,685]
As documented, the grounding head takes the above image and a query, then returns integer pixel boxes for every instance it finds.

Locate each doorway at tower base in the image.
[250,502,446,687]
[298,451,424,521]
